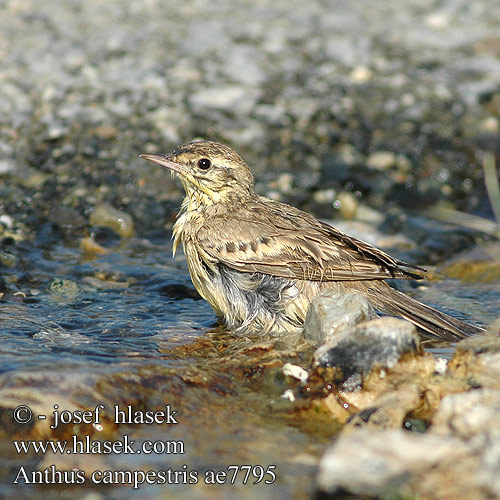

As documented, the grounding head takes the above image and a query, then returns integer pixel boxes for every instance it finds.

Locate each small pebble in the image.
[283,363,309,383]
[366,151,397,170]
[89,204,134,238]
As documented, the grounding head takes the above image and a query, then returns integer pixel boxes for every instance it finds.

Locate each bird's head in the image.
[140,140,255,206]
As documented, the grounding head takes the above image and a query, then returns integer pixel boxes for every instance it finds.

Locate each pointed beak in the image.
[139,153,183,175]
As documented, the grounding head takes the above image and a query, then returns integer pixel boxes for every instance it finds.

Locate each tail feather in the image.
[370,285,485,341]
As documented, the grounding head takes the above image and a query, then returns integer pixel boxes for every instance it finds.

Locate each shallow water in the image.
[0,237,213,373]
[0,235,329,499]
[0,231,498,499]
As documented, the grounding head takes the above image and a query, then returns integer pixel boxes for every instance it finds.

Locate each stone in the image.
[303,289,377,344]
[447,335,500,388]
[366,151,397,170]
[188,86,259,115]
[335,191,358,219]
[48,279,82,302]
[432,389,500,440]
[89,204,134,238]
[313,317,421,388]
[317,428,474,499]
[430,389,500,497]
[282,363,309,383]
[441,241,500,283]
[349,65,373,83]
[343,383,422,430]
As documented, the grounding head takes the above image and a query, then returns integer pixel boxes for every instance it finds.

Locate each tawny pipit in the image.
[141,141,483,341]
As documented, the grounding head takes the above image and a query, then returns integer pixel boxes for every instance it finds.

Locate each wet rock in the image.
[44,122,69,140]
[414,226,480,264]
[90,226,122,246]
[4,163,48,190]
[89,203,134,238]
[48,279,82,302]
[0,250,16,268]
[155,283,201,300]
[81,273,131,290]
[0,371,114,440]
[0,275,8,295]
[479,116,500,133]
[313,317,421,379]
[306,320,499,435]
[343,383,422,431]
[440,241,500,283]
[334,219,404,248]
[316,337,480,426]
[0,159,16,175]
[272,173,294,194]
[47,205,87,231]
[93,125,119,140]
[305,318,453,427]
[33,221,63,248]
[129,195,168,234]
[447,335,500,388]
[303,289,377,344]
[355,203,385,223]
[80,236,109,255]
[282,363,309,383]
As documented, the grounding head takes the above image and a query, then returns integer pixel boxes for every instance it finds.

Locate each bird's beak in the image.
[139,154,183,175]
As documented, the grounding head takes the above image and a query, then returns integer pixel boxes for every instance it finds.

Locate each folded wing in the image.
[197,199,426,282]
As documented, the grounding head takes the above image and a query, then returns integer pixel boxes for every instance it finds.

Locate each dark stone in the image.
[313,317,421,390]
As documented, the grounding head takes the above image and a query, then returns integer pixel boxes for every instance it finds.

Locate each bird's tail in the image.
[370,284,485,341]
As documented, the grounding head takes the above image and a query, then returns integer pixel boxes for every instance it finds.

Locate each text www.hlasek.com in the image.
[14,434,182,455]
[12,404,277,489]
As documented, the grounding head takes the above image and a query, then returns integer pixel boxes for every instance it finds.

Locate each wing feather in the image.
[196,198,426,282]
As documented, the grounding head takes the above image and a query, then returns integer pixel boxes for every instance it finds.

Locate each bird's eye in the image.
[197,158,212,170]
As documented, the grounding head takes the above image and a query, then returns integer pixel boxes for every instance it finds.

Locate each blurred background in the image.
[0,1,499,499]
[2,0,499,239]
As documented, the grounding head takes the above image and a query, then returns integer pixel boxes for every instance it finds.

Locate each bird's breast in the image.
[180,232,226,316]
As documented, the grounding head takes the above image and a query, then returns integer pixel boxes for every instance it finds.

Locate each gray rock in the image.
[317,428,472,498]
[48,205,87,230]
[303,289,377,343]
[432,389,500,441]
[313,317,421,390]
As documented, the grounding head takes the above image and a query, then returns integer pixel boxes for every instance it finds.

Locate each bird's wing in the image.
[197,200,426,282]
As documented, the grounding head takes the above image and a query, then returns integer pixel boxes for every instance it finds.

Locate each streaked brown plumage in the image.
[141,140,484,341]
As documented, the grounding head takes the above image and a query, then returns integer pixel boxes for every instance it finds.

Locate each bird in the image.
[140,140,484,341]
